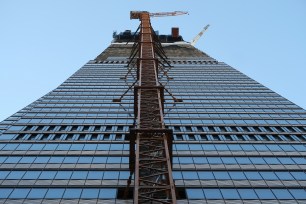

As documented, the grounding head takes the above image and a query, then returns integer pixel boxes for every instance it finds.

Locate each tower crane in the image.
[125,10,188,204]
[190,24,210,46]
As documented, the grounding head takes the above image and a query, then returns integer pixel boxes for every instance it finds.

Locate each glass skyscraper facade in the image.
[0,32,306,203]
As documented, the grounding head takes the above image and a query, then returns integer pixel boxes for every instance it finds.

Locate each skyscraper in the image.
[1,23,306,204]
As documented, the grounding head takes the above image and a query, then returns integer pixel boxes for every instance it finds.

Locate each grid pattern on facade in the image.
[0,42,305,203]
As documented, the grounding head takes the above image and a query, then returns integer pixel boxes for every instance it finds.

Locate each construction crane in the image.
[190,24,210,46]
[125,11,187,204]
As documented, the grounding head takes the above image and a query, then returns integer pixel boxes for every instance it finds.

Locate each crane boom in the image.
[131,11,188,19]
[150,11,188,17]
[191,24,210,46]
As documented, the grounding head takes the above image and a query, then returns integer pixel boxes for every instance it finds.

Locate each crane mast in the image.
[190,24,210,46]
[126,11,186,203]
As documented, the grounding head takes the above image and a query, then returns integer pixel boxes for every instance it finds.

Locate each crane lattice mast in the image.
[126,10,187,204]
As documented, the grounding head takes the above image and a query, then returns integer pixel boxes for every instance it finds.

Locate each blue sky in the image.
[0,0,306,121]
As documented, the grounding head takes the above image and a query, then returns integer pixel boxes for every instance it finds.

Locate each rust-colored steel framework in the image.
[128,11,176,204]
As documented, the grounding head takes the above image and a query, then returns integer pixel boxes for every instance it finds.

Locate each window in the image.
[244,172,262,180]
[7,171,26,179]
[9,188,31,199]
[229,171,246,180]
[275,172,294,180]
[81,188,99,199]
[238,189,258,199]
[99,188,117,199]
[186,189,204,199]
[23,171,41,179]
[55,171,72,179]
[63,188,82,198]
[213,171,230,180]
[289,189,306,199]
[0,188,13,198]
[87,171,104,180]
[104,171,119,179]
[198,171,214,180]
[39,171,57,179]
[272,189,293,199]
[182,171,198,179]
[27,188,48,199]
[71,171,88,179]
[204,189,222,199]
[255,189,275,199]
[260,172,278,180]
[220,189,240,199]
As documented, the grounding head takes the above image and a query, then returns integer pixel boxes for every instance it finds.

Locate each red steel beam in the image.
[129,11,176,204]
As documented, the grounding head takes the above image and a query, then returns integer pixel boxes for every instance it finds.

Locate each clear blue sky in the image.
[0,0,306,121]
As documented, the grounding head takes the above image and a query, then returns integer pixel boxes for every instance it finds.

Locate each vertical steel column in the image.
[129,11,176,204]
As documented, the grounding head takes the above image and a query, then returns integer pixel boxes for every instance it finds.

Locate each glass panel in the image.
[240,144,255,151]
[5,156,22,163]
[250,157,266,164]
[49,156,64,163]
[244,172,262,180]
[30,144,45,150]
[63,188,82,198]
[291,172,306,180]
[104,171,119,179]
[55,171,72,179]
[228,144,242,151]
[235,157,251,164]
[278,157,295,165]
[204,189,222,199]
[34,156,50,163]
[9,188,30,198]
[39,171,57,179]
[0,171,10,179]
[220,189,240,199]
[238,189,258,199]
[63,157,78,163]
[83,144,97,150]
[78,156,93,164]
[289,189,306,199]
[198,171,214,180]
[87,171,104,180]
[213,171,230,180]
[0,188,13,198]
[99,188,117,199]
[275,172,294,180]
[221,157,236,164]
[272,189,293,199]
[45,188,65,198]
[23,171,41,179]
[43,144,58,150]
[81,188,99,198]
[263,157,280,165]
[255,189,276,199]
[27,188,48,198]
[186,188,204,199]
[71,171,88,179]
[207,157,222,164]
[16,144,32,150]
[92,156,107,163]
[229,171,246,180]
[182,171,198,179]
[7,171,26,179]
[260,172,278,180]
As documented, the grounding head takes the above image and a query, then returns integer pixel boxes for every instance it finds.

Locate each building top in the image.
[97,30,214,61]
